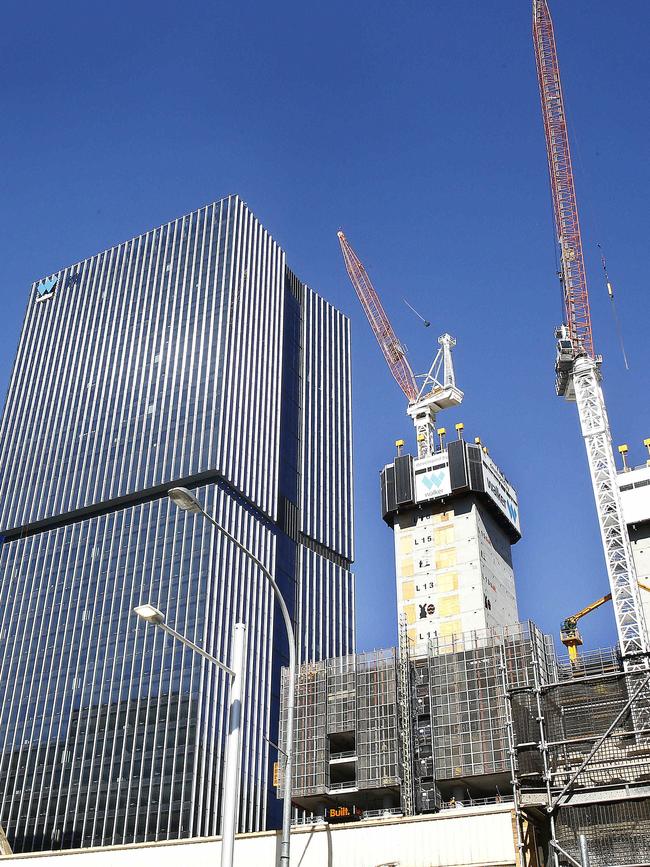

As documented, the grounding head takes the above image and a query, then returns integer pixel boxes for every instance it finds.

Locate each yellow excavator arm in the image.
[561,581,650,662]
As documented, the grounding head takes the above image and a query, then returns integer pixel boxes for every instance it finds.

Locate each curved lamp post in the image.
[133,604,246,867]
[168,486,296,867]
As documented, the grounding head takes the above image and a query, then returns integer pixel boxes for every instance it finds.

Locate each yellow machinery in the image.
[561,581,650,662]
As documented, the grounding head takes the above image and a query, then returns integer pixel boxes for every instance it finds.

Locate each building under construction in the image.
[325,3,650,863]
[280,649,402,818]
[280,621,550,812]
[280,622,650,866]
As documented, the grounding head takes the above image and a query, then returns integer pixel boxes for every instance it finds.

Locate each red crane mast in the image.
[533,0,594,359]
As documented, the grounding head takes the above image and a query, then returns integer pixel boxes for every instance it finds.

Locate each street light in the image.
[168,486,296,867]
[168,487,203,514]
[132,603,165,624]
[133,604,246,867]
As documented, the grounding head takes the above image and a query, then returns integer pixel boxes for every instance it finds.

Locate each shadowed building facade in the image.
[0,196,354,851]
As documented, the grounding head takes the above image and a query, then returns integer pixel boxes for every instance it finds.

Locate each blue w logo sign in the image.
[422,470,445,491]
[36,276,58,299]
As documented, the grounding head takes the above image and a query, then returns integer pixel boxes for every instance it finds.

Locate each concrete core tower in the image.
[381,436,521,654]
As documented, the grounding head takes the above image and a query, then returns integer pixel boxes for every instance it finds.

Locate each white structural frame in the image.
[572,354,649,751]
[572,355,650,666]
[407,333,464,459]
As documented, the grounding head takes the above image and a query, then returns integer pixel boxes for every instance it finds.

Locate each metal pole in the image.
[550,839,582,867]
[579,834,590,867]
[272,585,296,867]
[159,621,234,676]
[221,623,247,867]
[137,608,245,867]
[199,508,296,867]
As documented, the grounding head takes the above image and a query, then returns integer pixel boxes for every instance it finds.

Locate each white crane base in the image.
[407,333,464,458]
[408,386,464,417]
[407,388,464,459]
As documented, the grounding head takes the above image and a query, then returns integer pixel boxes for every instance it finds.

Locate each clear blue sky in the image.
[2,0,649,654]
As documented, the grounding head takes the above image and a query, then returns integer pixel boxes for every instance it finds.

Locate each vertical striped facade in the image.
[0,196,354,852]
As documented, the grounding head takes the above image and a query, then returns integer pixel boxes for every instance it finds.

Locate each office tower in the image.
[380,437,520,655]
[0,196,354,851]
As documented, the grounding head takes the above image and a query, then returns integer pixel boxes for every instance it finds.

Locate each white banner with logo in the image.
[415,465,451,502]
[481,454,520,533]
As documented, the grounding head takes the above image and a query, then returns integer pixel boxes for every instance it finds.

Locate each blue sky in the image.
[2,0,649,654]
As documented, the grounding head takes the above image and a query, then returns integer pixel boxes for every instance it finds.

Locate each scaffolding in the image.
[555,800,650,867]
[397,617,415,816]
[411,621,554,807]
[283,621,557,818]
[280,649,400,812]
[506,639,650,867]
[356,650,400,790]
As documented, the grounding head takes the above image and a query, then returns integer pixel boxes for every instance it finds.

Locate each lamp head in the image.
[168,487,202,514]
[133,604,165,624]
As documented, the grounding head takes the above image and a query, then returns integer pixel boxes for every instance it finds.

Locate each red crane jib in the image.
[533,0,594,359]
[337,232,419,403]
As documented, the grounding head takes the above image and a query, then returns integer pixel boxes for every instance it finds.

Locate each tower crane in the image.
[337,231,463,458]
[561,581,650,664]
[532,1,650,673]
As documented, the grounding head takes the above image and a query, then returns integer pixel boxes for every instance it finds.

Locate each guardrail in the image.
[361,808,403,820]
[440,795,513,810]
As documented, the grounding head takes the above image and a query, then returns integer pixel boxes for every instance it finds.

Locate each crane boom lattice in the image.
[533,0,593,359]
[337,231,463,457]
[337,231,419,403]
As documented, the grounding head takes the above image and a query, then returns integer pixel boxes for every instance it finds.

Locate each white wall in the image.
[618,465,650,636]
[2,806,517,867]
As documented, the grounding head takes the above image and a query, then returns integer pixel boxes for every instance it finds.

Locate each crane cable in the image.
[545,172,565,326]
[402,298,430,328]
[598,243,629,370]
[567,114,630,369]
